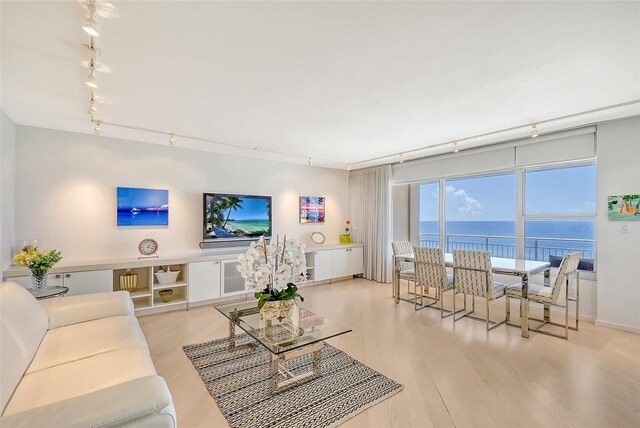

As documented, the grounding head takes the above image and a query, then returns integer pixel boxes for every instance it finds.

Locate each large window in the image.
[524,163,596,270]
[415,162,596,271]
[444,173,516,258]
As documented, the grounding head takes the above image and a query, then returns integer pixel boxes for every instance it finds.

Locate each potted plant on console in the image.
[14,245,62,295]
[238,235,307,322]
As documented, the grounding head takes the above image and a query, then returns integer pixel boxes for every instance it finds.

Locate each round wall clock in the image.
[138,238,159,259]
[311,232,326,245]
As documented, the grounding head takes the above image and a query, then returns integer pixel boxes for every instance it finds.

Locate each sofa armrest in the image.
[0,376,175,428]
[40,291,134,329]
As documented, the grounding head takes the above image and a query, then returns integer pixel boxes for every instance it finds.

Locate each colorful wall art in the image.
[608,195,640,221]
[117,187,169,226]
[300,196,325,223]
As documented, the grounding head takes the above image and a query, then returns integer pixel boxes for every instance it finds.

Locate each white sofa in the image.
[0,281,176,427]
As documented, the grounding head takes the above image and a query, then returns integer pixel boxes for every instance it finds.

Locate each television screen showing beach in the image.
[204,194,271,240]
[117,187,169,226]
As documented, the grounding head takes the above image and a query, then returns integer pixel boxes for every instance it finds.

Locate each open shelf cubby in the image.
[113,267,152,299]
[152,264,188,289]
[152,285,187,307]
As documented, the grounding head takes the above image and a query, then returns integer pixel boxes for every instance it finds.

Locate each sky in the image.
[222,196,270,221]
[118,187,168,210]
[420,165,596,221]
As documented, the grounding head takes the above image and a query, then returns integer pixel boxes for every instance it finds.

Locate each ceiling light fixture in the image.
[94,120,102,135]
[88,90,97,115]
[399,153,404,163]
[347,163,351,171]
[169,134,176,146]
[86,59,97,88]
[308,157,313,166]
[453,141,459,153]
[82,1,100,37]
[531,124,539,138]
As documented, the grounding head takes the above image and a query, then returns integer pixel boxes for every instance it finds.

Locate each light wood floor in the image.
[138,278,640,428]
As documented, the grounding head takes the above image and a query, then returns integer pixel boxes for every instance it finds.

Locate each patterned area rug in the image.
[183,334,403,428]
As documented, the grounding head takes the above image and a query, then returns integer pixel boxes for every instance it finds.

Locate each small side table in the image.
[28,286,70,300]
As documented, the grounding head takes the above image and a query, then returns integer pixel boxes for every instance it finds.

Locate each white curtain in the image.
[348,165,392,283]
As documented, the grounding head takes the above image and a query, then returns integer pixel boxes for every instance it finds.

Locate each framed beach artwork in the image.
[608,195,640,221]
[117,187,169,226]
[300,196,325,224]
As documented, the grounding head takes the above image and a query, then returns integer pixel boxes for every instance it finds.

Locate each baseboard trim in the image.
[594,319,640,335]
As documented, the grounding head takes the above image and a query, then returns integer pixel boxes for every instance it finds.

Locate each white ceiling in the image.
[2,1,639,169]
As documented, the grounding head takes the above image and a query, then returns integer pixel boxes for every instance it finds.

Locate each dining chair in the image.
[505,252,580,339]
[413,247,454,315]
[452,250,508,331]
[391,241,415,298]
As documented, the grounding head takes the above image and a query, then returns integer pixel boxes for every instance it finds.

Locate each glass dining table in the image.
[393,253,550,338]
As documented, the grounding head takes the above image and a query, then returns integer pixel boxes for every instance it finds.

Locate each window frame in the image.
[414,160,596,277]
[520,160,596,275]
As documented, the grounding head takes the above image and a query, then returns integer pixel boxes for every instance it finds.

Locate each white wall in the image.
[595,116,640,333]
[392,184,409,241]
[1,110,17,269]
[12,126,349,262]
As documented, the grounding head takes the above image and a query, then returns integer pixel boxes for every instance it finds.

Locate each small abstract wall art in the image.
[300,196,325,224]
[608,195,640,221]
[117,187,169,226]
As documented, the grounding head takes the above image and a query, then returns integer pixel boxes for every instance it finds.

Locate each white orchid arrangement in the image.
[237,235,307,309]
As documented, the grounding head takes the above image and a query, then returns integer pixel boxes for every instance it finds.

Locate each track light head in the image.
[531,124,539,138]
[88,101,96,115]
[82,1,100,37]
[453,141,459,153]
[86,68,97,88]
[94,120,102,135]
[82,18,99,37]
[347,162,351,171]
[399,153,404,163]
[169,134,176,146]
[307,157,313,166]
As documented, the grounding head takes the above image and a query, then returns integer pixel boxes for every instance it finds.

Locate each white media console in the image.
[2,243,364,316]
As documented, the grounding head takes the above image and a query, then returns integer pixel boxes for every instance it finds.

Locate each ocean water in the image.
[117,211,168,226]
[419,220,595,261]
[227,219,270,234]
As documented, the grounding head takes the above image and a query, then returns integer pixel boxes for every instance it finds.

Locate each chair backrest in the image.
[392,241,414,272]
[413,247,448,290]
[551,252,581,304]
[0,282,49,414]
[453,250,493,298]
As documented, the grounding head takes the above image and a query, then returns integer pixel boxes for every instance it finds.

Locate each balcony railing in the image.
[419,232,594,264]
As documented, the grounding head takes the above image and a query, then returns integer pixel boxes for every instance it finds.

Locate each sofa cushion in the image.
[26,315,148,374]
[3,347,157,415]
[40,291,134,329]
[0,282,49,414]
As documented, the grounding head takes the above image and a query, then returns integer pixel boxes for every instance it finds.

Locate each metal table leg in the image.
[543,269,551,321]
[521,273,529,338]
[393,268,400,304]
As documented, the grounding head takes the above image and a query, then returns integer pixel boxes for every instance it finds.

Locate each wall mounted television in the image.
[203,193,272,243]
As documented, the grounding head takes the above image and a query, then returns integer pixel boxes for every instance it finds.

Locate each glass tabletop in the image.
[215,300,352,355]
[28,286,70,299]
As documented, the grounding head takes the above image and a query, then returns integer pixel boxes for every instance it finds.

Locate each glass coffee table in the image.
[215,300,352,392]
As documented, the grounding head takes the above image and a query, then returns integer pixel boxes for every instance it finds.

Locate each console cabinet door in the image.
[221,259,247,297]
[63,269,112,296]
[188,260,221,303]
[348,247,364,275]
[332,249,349,278]
[313,250,333,281]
